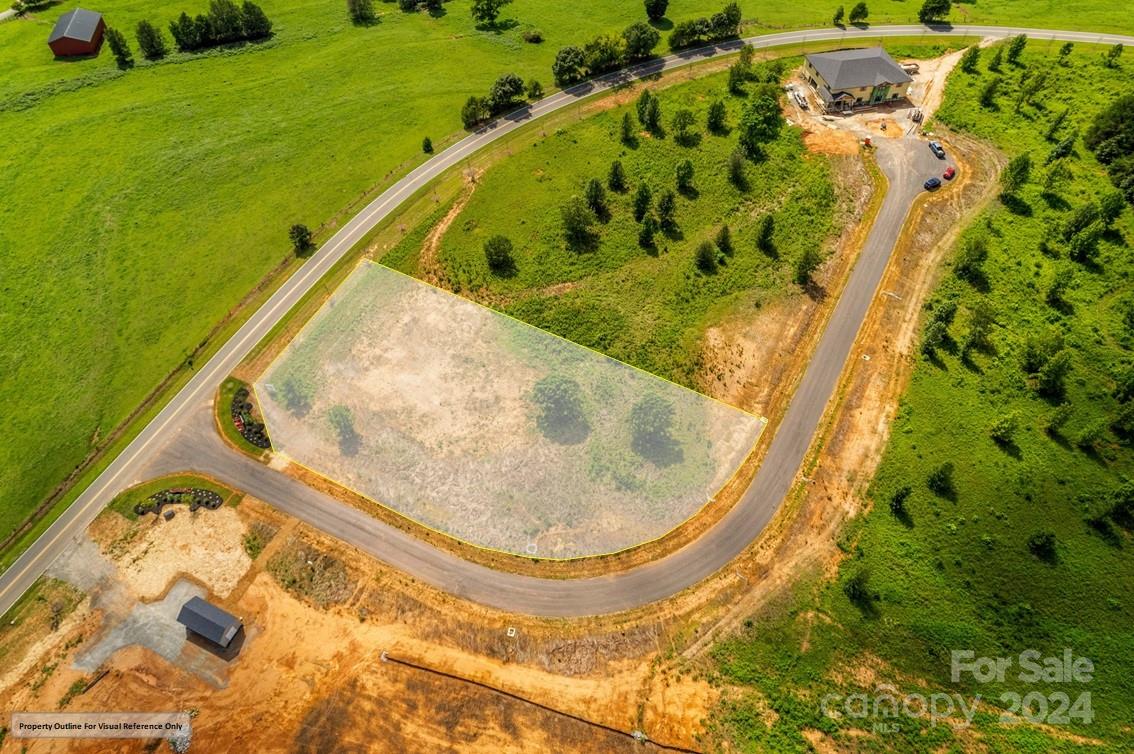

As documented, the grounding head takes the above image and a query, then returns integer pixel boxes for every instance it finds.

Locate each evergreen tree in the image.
[135,20,168,60]
[105,27,133,68]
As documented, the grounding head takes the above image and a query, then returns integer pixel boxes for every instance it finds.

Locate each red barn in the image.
[47,8,105,58]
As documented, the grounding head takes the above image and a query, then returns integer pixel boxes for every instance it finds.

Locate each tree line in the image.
[461,72,543,128]
[105,0,273,67]
[481,70,801,281]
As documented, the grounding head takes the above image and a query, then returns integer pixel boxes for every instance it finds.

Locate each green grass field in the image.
[383,63,838,386]
[0,1,1129,554]
[710,43,1134,752]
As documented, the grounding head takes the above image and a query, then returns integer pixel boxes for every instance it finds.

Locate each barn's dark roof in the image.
[176,597,242,647]
[806,47,912,90]
[48,8,103,44]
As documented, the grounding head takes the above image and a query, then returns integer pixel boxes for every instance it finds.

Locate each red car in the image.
[943,166,956,180]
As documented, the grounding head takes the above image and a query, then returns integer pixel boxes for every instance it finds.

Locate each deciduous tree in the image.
[289,223,313,254]
[471,0,511,26]
[622,21,660,60]
[552,45,587,85]
[738,94,783,159]
[644,0,668,22]
[847,1,868,24]
[917,0,950,24]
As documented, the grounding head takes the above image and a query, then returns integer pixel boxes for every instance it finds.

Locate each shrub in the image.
[608,160,627,192]
[1027,531,1057,561]
[728,149,748,189]
[633,183,652,222]
[707,100,727,133]
[484,235,514,273]
[988,413,1018,444]
[422,136,433,153]
[347,0,376,24]
[584,177,607,215]
[889,486,912,516]
[927,462,954,497]
[638,215,658,248]
[676,160,695,193]
[716,225,733,256]
[843,569,872,606]
[696,240,717,272]
[521,28,543,43]
[656,189,677,229]
[756,214,775,255]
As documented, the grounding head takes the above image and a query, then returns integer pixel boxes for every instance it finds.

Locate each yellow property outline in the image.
[252,260,768,563]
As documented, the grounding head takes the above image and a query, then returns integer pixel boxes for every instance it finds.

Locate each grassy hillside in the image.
[0,2,1128,541]
[710,43,1134,752]
[383,62,837,386]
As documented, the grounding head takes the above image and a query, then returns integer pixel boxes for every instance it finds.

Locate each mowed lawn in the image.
[0,0,1127,540]
[711,45,1134,751]
[384,65,837,386]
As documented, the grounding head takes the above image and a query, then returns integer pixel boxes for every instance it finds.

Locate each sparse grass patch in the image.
[384,63,838,386]
[266,536,355,608]
[711,43,1134,751]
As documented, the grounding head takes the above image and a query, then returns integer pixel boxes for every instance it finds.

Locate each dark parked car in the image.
[924,177,942,190]
[928,141,946,159]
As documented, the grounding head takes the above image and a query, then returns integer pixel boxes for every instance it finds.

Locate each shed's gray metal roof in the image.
[806,47,912,90]
[48,8,103,44]
[176,596,241,647]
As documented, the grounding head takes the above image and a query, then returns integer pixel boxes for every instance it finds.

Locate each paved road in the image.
[3,24,1133,620]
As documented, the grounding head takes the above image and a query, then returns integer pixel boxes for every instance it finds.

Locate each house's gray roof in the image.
[806,47,912,90]
[48,8,103,44]
[176,597,241,647]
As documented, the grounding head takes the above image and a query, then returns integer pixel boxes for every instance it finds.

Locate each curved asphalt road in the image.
[3,24,1133,620]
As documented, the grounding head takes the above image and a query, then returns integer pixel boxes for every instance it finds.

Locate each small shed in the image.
[176,597,243,648]
[47,8,105,58]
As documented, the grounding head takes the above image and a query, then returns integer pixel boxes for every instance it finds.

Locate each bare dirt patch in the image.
[114,506,251,600]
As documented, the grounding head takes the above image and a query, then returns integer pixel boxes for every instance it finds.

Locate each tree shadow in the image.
[675,131,702,148]
[475,17,518,32]
[1040,191,1070,211]
[566,231,600,253]
[647,18,673,31]
[338,432,361,457]
[678,185,699,200]
[1086,516,1123,548]
[999,192,1033,216]
[661,223,683,241]
[803,279,827,302]
[993,437,1023,460]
